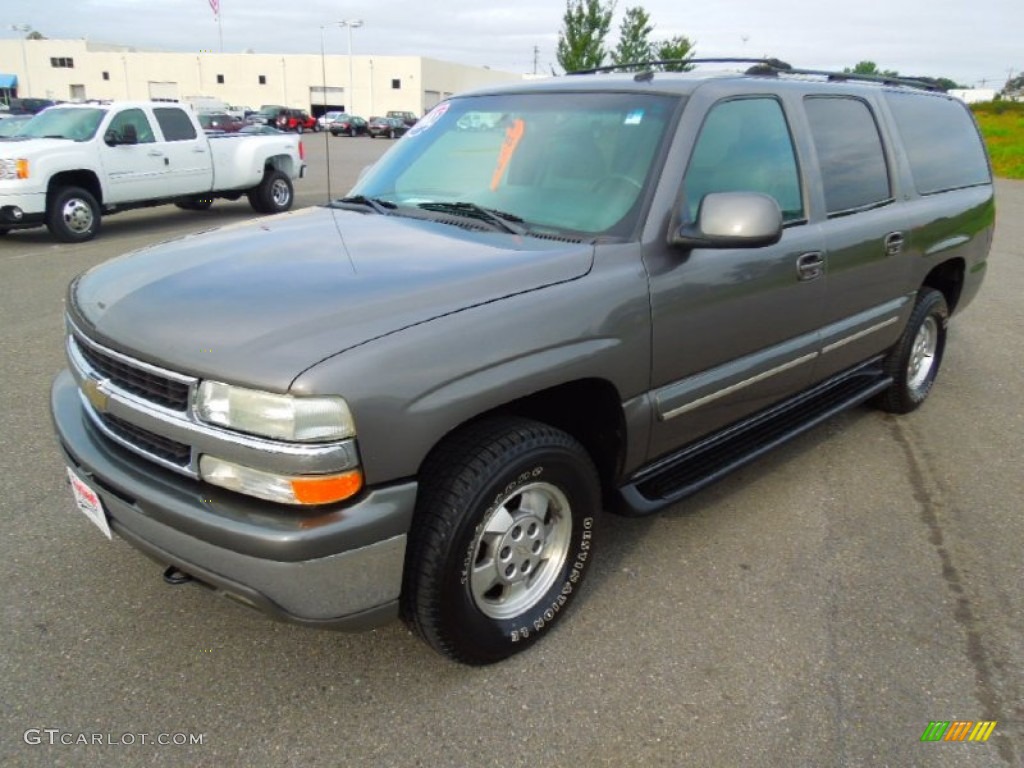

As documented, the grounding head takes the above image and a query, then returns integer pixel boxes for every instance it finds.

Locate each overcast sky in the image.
[4,0,1019,88]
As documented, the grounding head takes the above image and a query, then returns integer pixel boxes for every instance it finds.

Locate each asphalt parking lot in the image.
[1,135,1021,767]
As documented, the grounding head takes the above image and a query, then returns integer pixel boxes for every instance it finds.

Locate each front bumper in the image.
[51,370,417,629]
[0,189,46,230]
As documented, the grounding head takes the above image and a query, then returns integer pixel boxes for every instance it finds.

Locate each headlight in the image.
[0,158,30,180]
[194,381,356,442]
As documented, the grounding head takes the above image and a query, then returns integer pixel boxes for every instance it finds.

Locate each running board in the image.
[618,358,892,516]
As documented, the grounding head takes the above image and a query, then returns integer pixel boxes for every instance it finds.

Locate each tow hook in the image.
[162,565,193,585]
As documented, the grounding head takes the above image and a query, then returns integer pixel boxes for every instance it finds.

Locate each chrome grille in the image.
[100,413,192,468]
[73,336,191,411]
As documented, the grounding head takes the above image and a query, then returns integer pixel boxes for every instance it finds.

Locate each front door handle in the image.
[796,251,825,281]
[884,232,905,256]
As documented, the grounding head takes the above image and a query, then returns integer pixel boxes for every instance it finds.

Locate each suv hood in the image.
[71,206,594,391]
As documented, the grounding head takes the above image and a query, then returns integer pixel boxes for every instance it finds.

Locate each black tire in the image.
[349,127,356,137]
[297,125,304,134]
[874,288,949,414]
[389,129,396,139]
[401,416,601,665]
[174,198,214,211]
[0,229,9,236]
[46,186,101,243]
[247,169,293,214]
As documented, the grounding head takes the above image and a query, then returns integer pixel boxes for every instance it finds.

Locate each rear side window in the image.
[884,92,991,194]
[805,97,891,215]
[153,107,198,141]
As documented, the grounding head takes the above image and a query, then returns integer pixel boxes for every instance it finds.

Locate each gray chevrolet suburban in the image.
[51,60,994,664]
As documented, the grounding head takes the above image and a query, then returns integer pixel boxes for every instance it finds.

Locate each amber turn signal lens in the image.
[290,469,363,505]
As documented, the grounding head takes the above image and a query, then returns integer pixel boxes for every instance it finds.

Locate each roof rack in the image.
[568,58,941,92]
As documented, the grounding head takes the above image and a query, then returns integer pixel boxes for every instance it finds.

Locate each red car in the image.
[275,109,318,133]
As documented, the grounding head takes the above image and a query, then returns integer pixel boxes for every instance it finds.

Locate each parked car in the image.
[0,114,33,137]
[367,116,408,139]
[275,109,318,133]
[49,62,993,664]
[9,97,58,115]
[317,110,346,130]
[237,124,284,135]
[225,105,253,120]
[246,104,287,126]
[329,115,368,136]
[386,109,418,127]
[0,100,305,240]
[197,112,242,132]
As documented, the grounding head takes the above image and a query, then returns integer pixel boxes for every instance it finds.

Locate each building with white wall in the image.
[0,38,525,116]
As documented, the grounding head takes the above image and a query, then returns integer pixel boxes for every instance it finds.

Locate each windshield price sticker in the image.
[407,102,450,138]
[67,468,112,539]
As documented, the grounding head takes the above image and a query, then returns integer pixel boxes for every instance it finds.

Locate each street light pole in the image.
[339,19,363,114]
[9,24,32,97]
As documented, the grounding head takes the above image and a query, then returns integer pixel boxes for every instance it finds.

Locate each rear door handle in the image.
[147,150,164,157]
[796,251,825,281]
[884,232,905,256]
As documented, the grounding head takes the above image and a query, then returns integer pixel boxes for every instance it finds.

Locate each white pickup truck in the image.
[0,101,306,242]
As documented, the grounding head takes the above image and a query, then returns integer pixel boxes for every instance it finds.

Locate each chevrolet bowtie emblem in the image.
[81,378,109,413]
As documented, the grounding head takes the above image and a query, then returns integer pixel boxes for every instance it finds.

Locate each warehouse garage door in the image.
[148,82,179,102]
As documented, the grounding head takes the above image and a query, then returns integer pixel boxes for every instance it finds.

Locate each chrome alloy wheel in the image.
[469,482,573,620]
[907,315,938,391]
[270,178,291,208]
[61,197,95,235]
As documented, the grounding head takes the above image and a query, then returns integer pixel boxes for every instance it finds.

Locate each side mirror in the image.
[672,191,783,249]
[104,129,118,146]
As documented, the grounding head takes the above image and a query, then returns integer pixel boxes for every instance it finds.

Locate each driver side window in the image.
[684,98,804,223]
[107,109,156,144]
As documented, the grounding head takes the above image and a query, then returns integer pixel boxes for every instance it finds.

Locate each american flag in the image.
[209,0,219,18]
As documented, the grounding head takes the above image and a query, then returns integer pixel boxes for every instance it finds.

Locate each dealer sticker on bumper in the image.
[66,467,112,539]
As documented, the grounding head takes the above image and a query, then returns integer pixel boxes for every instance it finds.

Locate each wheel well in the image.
[48,171,102,206]
[425,379,627,494]
[922,258,965,313]
[265,155,294,177]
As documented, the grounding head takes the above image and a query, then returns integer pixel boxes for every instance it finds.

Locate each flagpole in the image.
[217,2,223,53]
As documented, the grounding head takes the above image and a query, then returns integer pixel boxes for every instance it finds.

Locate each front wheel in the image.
[247,169,293,214]
[874,288,949,413]
[401,417,601,665]
[46,186,101,243]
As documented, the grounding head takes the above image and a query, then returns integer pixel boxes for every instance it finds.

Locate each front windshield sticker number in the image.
[490,118,526,191]
[624,109,644,125]
[406,102,450,138]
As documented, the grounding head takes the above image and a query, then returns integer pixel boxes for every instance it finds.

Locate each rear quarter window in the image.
[883,91,991,194]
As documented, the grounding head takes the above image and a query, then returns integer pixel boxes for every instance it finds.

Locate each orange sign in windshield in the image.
[490,118,526,191]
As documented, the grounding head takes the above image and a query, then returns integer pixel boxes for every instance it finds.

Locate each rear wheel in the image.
[874,288,949,413]
[46,186,101,243]
[401,416,601,665]
[247,169,293,214]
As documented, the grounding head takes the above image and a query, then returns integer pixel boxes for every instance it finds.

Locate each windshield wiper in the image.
[417,201,527,235]
[334,195,396,215]
[41,134,72,140]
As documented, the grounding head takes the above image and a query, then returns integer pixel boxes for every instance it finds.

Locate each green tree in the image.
[654,35,695,71]
[844,60,900,78]
[26,30,46,40]
[556,0,616,73]
[612,7,654,71]
[1004,72,1024,94]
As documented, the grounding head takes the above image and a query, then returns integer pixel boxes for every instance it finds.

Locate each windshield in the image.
[351,91,679,238]
[0,116,33,137]
[17,108,106,141]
